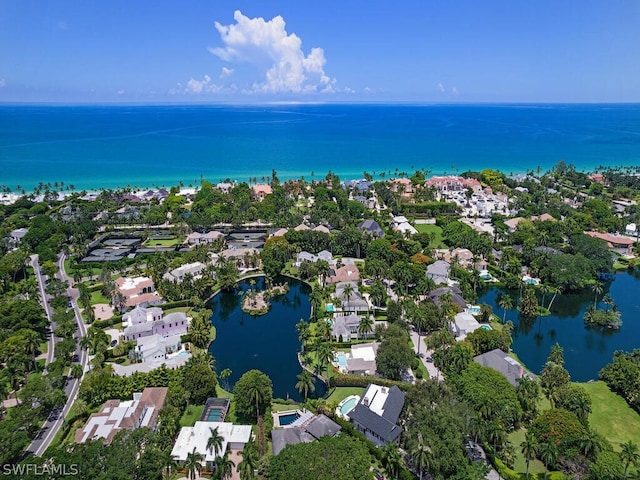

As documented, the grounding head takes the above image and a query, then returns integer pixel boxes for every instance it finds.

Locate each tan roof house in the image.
[75,387,168,444]
[326,264,360,285]
[114,276,161,309]
[251,184,273,202]
[586,231,635,255]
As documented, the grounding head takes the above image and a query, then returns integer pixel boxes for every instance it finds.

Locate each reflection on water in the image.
[478,271,640,381]
[208,276,325,401]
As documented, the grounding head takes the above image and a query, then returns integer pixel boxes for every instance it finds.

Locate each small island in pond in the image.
[242,281,289,315]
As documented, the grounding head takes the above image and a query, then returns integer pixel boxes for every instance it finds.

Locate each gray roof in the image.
[428,286,467,310]
[304,414,341,440]
[358,219,384,237]
[271,427,313,455]
[473,349,524,387]
[426,260,450,283]
[348,384,404,444]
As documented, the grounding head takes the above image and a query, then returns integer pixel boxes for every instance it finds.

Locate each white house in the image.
[162,262,207,283]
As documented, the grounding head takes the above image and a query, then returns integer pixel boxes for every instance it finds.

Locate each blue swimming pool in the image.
[339,396,359,415]
[326,303,335,313]
[278,413,300,426]
[480,325,492,331]
[336,353,347,368]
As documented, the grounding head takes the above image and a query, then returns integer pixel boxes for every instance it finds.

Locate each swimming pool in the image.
[200,397,229,423]
[480,325,492,331]
[277,412,301,426]
[467,305,481,315]
[337,395,360,417]
[336,353,347,368]
[326,303,335,313]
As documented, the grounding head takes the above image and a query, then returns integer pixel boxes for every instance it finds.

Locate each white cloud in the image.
[452,87,459,95]
[184,74,224,94]
[437,83,445,93]
[116,89,125,96]
[220,67,234,79]
[0,79,5,88]
[208,10,335,94]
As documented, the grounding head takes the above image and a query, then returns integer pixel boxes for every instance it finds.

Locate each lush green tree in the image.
[498,293,514,323]
[538,441,558,480]
[599,349,640,413]
[183,363,217,405]
[530,408,587,460]
[185,447,204,480]
[207,426,224,457]
[216,257,238,292]
[382,442,403,479]
[376,324,414,381]
[357,315,374,340]
[237,440,259,480]
[268,435,374,480]
[260,237,294,280]
[620,441,640,480]
[465,327,512,355]
[233,369,273,421]
[589,450,625,480]
[519,287,539,317]
[521,431,539,479]
[295,370,315,400]
[556,384,592,425]
[214,447,236,480]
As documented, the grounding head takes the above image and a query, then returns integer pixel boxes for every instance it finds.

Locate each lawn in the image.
[143,237,183,247]
[326,386,365,405]
[414,223,445,248]
[179,404,205,427]
[582,381,640,450]
[90,290,110,305]
[508,428,546,475]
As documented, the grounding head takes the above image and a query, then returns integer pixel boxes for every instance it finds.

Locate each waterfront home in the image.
[331,313,375,342]
[474,349,525,387]
[171,421,252,468]
[389,177,412,196]
[133,333,184,363]
[334,282,369,313]
[122,305,163,328]
[585,231,635,255]
[220,247,260,269]
[162,261,207,282]
[347,384,405,447]
[334,342,380,375]
[123,308,189,342]
[451,312,481,341]
[342,179,372,194]
[251,184,273,202]
[326,264,360,285]
[271,413,341,455]
[296,250,336,267]
[427,286,467,310]
[357,219,385,238]
[75,387,167,444]
[426,260,451,285]
[425,175,482,193]
[114,276,162,310]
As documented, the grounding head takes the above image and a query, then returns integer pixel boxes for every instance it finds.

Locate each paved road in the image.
[25,253,89,457]
[409,330,443,381]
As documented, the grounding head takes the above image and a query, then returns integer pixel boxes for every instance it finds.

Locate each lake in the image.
[208,276,324,401]
[478,270,640,381]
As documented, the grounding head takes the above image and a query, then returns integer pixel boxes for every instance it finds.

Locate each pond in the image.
[478,270,640,381]
[208,276,325,401]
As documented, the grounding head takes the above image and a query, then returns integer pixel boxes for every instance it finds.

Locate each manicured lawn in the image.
[272,403,296,412]
[414,223,445,248]
[326,386,365,405]
[508,428,546,475]
[179,404,205,427]
[582,381,640,450]
[90,290,110,305]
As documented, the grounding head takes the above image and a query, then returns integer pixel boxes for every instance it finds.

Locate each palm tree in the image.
[184,447,204,480]
[207,426,224,457]
[246,382,264,420]
[412,434,431,480]
[220,368,232,392]
[342,283,354,311]
[620,441,640,479]
[592,281,603,310]
[357,315,374,340]
[382,442,402,479]
[237,440,259,480]
[295,370,315,400]
[214,448,236,480]
[498,294,513,324]
[538,441,558,480]
[316,342,334,383]
[520,431,538,479]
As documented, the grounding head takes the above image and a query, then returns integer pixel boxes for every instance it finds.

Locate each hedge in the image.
[492,456,569,480]
[93,315,123,329]
[329,373,409,391]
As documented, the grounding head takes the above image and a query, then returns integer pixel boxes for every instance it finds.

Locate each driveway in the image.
[409,331,443,381]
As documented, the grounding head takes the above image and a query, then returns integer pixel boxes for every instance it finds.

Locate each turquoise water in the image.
[326,303,335,313]
[2,104,640,192]
[480,325,492,331]
[203,408,224,422]
[339,397,358,415]
[336,353,347,368]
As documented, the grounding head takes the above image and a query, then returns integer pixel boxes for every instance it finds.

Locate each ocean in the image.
[1,103,639,192]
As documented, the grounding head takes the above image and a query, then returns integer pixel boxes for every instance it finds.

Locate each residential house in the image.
[162,261,207,283]
[451,312,481,341]
[625,223,637,236]
[294,223,311,231]
[75,387,168,444]
[134,333,183,363]
[220,247,260,269]
[326,264,360,285]
[9,227,28,247]
[271,414,341,455]
[427,286,467,310]
[334,282,369,313]
[342,179,372,194]
[347,384,405,447]
[426,260,451,285]
[123,306,189,342]
[585,231,635,255]
[389,178,412,196]
[171,421,252,469]
[331,313,375,342]
[358,219,385,238]
[251,184,273,202]
[114,276,162,309]
[473,349,525,387]
[425,175,482,193]
[313,224,331,234]
[392,216,418,236]
[186,231,224,245]
[270,227,289,237]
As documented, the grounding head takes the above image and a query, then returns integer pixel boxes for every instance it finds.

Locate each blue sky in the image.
[1,0,639,103]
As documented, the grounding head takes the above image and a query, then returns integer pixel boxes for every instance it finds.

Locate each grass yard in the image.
[508,428,546,475]
[143,237,183,247]
[179,404,205,427]
[90,290,110,305]
[326,386,365,405]
[582,381,640,450]
[272,403,296,412]
[414,223,446,248]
